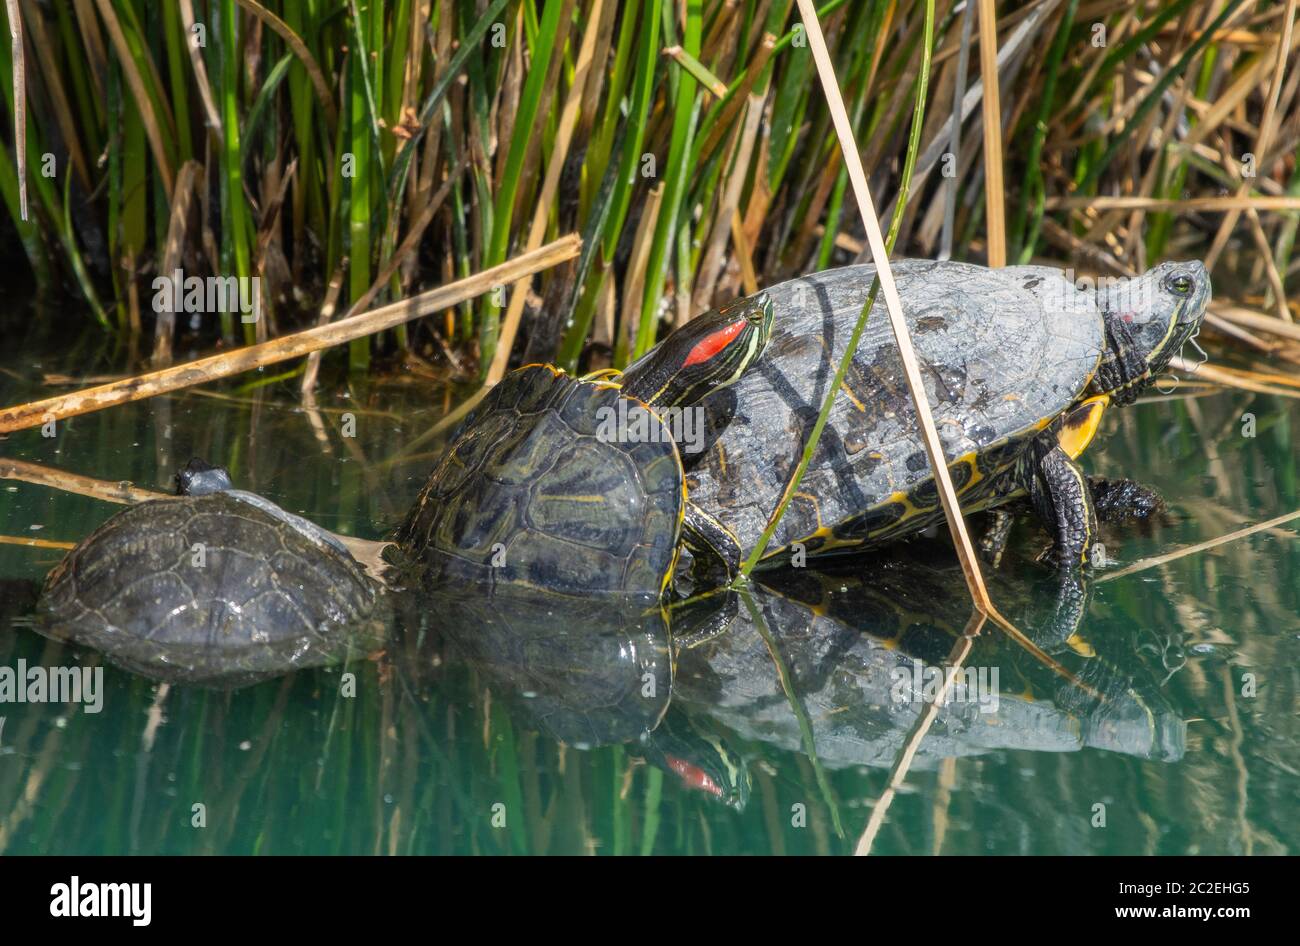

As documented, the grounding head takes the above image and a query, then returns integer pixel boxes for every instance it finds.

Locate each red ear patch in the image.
[683,320,746,367]
[666,755,722,796]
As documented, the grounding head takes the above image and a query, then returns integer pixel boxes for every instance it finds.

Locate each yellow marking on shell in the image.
[537,494,607,504]
[1065,633,1096,658]
[716,443,728,477]
[582,367,623,383]
[839,382,867,413]
[772,451,1008,557]
[1058,394,1110,460]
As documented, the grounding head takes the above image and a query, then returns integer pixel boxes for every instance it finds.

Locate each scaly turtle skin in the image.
[681,259,1210,576]
[38,459,378,684]
[396,293,774,598]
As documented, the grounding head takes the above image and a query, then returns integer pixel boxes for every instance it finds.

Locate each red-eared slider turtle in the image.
[38,459,379,684]
[395,292,774,597]
[680,260,1210,575]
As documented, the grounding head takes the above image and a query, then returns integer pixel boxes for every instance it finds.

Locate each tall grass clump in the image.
[0,1,1296,382]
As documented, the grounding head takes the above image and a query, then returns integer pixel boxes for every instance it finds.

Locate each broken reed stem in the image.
[0,455,392,573]
[0,457,168,503]
[234,0,339,134]
[0,535,75,550]
[0,236,581,433]
[976,0,1005,266]
[746,2,1068,694]
[1045,196,1300,211]
[1097,507,1300,583]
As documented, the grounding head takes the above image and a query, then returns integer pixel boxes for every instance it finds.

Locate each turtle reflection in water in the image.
[675,551,1185,770]
[431,585,751,810]
[430,549,1182,814]
[37,459,384,686]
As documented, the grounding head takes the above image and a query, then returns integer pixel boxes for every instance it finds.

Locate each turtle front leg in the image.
[1023,436,1099,568]
[1088,476,1165,523]
[681,502,742,587]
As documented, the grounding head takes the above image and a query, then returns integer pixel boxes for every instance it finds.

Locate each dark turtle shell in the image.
[38,490,378,684]
[684,260,1105,563]
[397,364,685,597]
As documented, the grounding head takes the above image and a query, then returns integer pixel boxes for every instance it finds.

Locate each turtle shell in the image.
[397,364,685,597]
[38,491,378,683]
[684,261,1105,562]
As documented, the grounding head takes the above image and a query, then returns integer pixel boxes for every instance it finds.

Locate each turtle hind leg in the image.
[1089,477,1165,523]
[1023,436,1099,569]
[681,502,742,588]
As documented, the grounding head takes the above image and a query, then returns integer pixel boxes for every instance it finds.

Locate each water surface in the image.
[0,326,1296,855]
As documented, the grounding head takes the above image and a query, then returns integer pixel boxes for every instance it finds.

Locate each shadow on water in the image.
[0,333,1297,855]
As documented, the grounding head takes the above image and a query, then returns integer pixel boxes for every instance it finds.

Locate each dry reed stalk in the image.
[977,0,1006,266]
[0,237,581,433]
[5,0,24,219]
[487,0,605,385]
[1202,0,1297,276]
[1099,507,1300,583]
[92,0,174,193]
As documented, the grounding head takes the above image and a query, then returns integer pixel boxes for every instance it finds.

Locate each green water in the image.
[0,332,1296,855]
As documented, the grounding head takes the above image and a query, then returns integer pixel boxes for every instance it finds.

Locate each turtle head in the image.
[1089,261,1211,404]
[175,457,233,496]
[641,710,751,811]
[619,290,775,408]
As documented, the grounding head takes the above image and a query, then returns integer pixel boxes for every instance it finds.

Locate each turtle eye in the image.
[1164,272,1194,296]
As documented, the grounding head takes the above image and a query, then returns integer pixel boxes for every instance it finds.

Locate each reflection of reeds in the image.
[1,1,1297,385]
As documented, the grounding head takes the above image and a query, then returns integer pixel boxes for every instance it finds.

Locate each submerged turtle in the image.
[396,292,774,597]
[680,259,1211,576]
[38,458,379,684]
